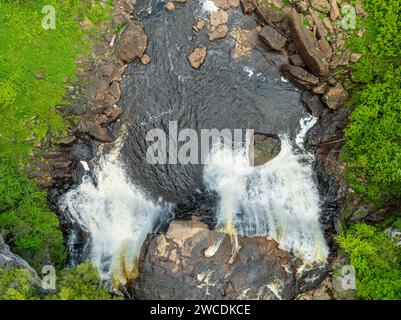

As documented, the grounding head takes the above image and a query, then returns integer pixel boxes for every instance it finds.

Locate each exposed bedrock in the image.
[132,220,325,300]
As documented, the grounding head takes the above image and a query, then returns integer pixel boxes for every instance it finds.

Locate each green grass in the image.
[0,0,112,164]
[0,0,112,271]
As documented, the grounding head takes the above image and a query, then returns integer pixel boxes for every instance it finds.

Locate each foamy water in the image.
[204,117,329,265]
[59,146,168,289]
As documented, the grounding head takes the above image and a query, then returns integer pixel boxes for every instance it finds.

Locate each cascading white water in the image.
[204,116,329,265]
[59,138,168,289]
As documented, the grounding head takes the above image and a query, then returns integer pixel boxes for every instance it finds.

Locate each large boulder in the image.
[132,220,323,300]
[290,11,329,76]
[116,21,148,63]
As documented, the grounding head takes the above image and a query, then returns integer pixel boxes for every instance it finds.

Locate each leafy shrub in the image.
[344,0,401,206]
[0,0,112,273]
[0,268,38,300]
[46,261,116,300]
[344,68,401,206]
[337,223,401,300]
[0,160,66,271]
[0,262,116,300]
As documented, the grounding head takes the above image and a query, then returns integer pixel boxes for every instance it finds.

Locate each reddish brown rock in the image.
[239,0,255,14]
[132,220,322,300]
[281,64,320,90]
[322,83,348,110]
[290,11,329,76]
[208,24,229,41]
[329,0,340,21]
[109,81,121,101]
[310,10,328,39]
[115,21,148,63]
[317,38,333,60]
[82,121,115,142]
[259,25,287,51]
[296,1,309,14]
[188,44,207,69]
[312,82,328,95]
[311,0,330,13]
[289,54,306,67]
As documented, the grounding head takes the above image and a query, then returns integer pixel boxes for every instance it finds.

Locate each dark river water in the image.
[118,0,308,201]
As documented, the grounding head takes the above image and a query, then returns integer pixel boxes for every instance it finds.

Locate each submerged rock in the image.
[165,1,175,11]
[209,10,228,28]
[188,44,208,69]
[133,220,323,300]
[208,24,229,41]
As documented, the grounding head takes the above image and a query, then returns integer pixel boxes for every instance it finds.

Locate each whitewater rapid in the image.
[204,116,329,265]
[59,137,169,289]
[60,115,328,293]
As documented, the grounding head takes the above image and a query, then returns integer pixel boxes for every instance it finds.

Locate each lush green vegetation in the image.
[0,0,113,298]
[46,261,116,300]
[337,222,401,300]
[0,159,66,270]
[343,0,401,207]
[338,0,401,300]
[0,0,111,266]
[0,261,116,300]
[0,268,38,300]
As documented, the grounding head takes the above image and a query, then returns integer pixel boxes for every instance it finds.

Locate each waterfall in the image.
[59,140,168,290]
[204,116,329,265]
